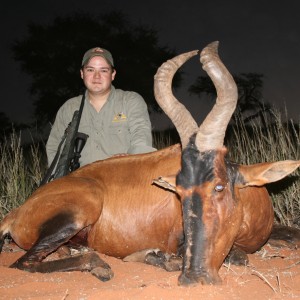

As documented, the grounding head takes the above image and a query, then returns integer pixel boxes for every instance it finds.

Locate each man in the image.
[46,47,156,167]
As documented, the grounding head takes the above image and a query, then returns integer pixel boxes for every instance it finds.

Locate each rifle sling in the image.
[39,131,68,186]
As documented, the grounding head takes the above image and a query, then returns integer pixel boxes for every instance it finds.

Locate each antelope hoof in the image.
[225,247,249,266]
[144,250,167,268]
[178,271,222,286]
[91,266,114,282]
[269,225,300,249]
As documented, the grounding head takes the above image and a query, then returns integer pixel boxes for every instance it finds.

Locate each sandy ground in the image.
[0,243,300,300]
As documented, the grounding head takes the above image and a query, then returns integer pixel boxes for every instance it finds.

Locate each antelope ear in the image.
[152,175,177,192]
[238,160,300,187]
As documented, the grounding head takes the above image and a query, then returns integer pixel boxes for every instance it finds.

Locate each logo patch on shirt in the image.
[112,112,127,122]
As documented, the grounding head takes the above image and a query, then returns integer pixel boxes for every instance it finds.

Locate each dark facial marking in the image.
[177,148,216,189]
[177,138,237,281]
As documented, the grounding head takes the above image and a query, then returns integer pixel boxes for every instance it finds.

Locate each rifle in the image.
[40,92,88,186]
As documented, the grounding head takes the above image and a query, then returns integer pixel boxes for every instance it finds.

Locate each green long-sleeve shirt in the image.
[46,86,156,167]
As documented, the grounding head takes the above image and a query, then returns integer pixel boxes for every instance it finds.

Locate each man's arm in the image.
[126,92,156,154]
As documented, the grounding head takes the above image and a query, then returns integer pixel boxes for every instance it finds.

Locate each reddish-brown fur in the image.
[1,144,183,257]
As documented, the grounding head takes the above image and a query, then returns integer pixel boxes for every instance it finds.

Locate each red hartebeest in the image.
[0,42,299,285]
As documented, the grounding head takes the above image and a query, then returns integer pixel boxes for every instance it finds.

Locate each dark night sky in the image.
[1,0,300,130]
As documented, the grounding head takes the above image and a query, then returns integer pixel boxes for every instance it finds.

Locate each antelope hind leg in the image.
[28,251,113,281]
[9,212,114,281]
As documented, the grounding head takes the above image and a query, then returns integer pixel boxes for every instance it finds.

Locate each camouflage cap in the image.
[81,47,114,67]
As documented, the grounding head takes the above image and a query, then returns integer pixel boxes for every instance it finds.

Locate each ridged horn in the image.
[154,50,199,148]
[196,41,238,152]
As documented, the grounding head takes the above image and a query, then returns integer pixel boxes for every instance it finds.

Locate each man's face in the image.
[80,56,116,95]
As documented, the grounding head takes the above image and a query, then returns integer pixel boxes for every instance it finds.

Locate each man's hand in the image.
[112,153,129,157]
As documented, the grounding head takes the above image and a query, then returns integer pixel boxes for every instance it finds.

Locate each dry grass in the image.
[227,109,300,227]
[0,130,45,219]
[0,109,299,225]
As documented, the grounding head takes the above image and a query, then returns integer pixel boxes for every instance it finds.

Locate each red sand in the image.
[1,243,300,299]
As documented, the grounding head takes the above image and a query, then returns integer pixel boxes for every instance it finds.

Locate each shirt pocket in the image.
[107,123,130,153]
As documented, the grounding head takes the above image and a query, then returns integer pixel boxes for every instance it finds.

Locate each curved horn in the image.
[154,50,199,148]
[196,41,238,152]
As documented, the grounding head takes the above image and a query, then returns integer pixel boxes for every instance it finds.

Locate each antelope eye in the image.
[215,184,224,192]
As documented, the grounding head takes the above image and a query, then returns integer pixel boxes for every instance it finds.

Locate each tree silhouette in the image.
[0,112,12,137]
[12,11,180,125]
[189,72,272,124]
[0,111,34,140]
